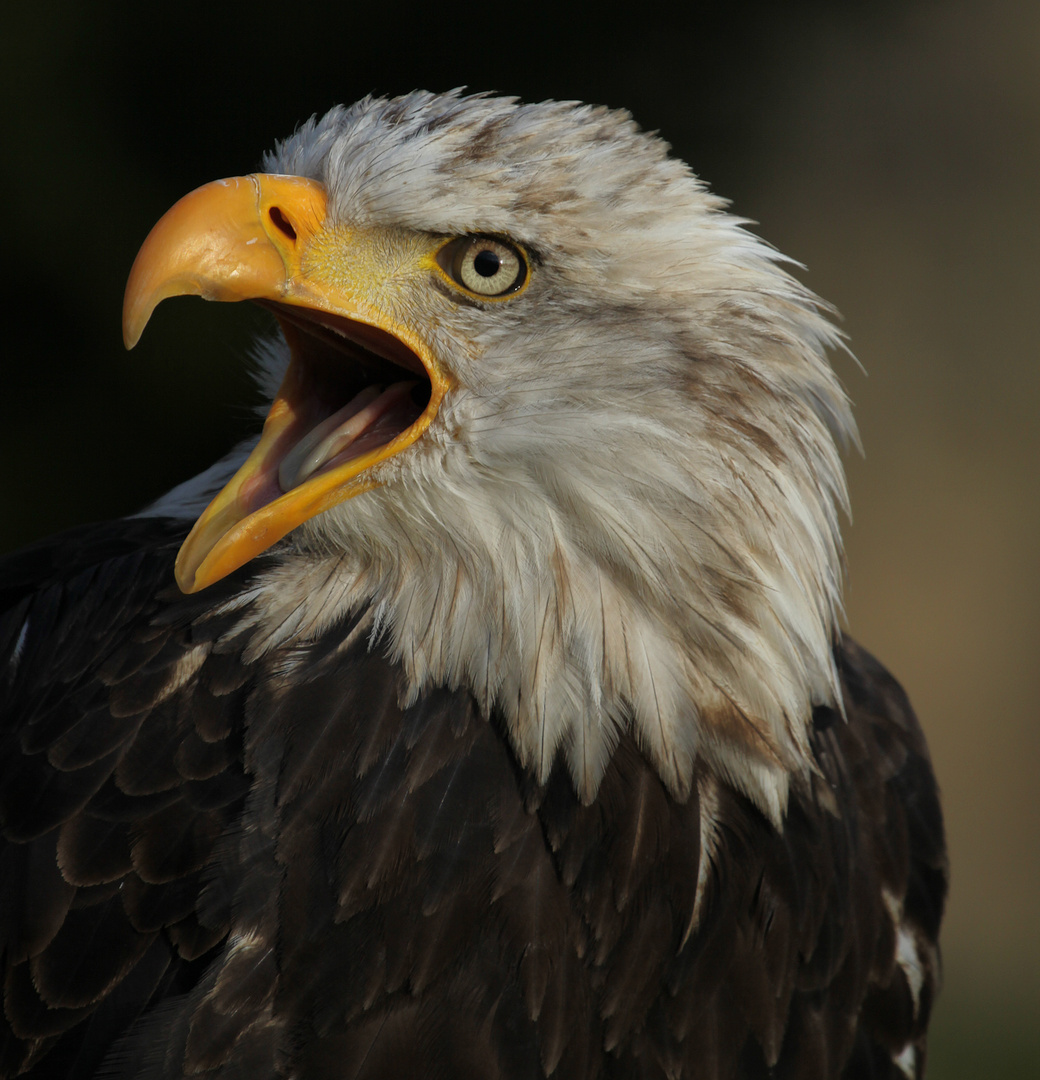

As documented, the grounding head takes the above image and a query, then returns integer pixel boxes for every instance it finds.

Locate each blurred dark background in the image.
[3,1,1037,1075]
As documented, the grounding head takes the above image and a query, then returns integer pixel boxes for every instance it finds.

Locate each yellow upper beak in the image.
[123,174,447,593]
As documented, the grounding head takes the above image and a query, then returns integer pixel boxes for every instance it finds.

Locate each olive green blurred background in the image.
[2,1,1037,1075]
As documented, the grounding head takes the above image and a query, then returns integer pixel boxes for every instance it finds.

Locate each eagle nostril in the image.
[268,206,297,242]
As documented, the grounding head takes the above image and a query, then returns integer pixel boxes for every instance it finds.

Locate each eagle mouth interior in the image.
[263,302,433,493]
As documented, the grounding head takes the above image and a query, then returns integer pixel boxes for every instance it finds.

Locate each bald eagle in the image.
[0,92,945,1079]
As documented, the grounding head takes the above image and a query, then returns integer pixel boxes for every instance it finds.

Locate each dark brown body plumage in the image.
[0,519,946,1079]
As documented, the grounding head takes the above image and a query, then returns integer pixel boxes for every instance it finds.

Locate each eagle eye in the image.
[436,236,528,298]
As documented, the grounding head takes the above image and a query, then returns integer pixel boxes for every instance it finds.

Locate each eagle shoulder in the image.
[0,525,945,1079]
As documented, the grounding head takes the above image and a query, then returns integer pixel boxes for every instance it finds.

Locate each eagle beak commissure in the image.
[123,174,445,594]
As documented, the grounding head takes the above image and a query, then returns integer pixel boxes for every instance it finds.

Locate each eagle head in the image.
[125,91,855,823]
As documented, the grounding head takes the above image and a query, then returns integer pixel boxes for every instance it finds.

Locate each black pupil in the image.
[473,248,501,278]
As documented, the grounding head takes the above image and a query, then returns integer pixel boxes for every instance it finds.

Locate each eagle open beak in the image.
[123,174,448,593]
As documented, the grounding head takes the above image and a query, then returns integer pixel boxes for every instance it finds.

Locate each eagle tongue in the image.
[278,382,418,492]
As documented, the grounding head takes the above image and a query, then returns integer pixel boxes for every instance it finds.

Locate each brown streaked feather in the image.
[0,830,76,964]
[29,900,155,1011]
[56,813,133,887]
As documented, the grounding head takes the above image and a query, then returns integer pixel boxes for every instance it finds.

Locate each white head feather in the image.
[146,91,856,825]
